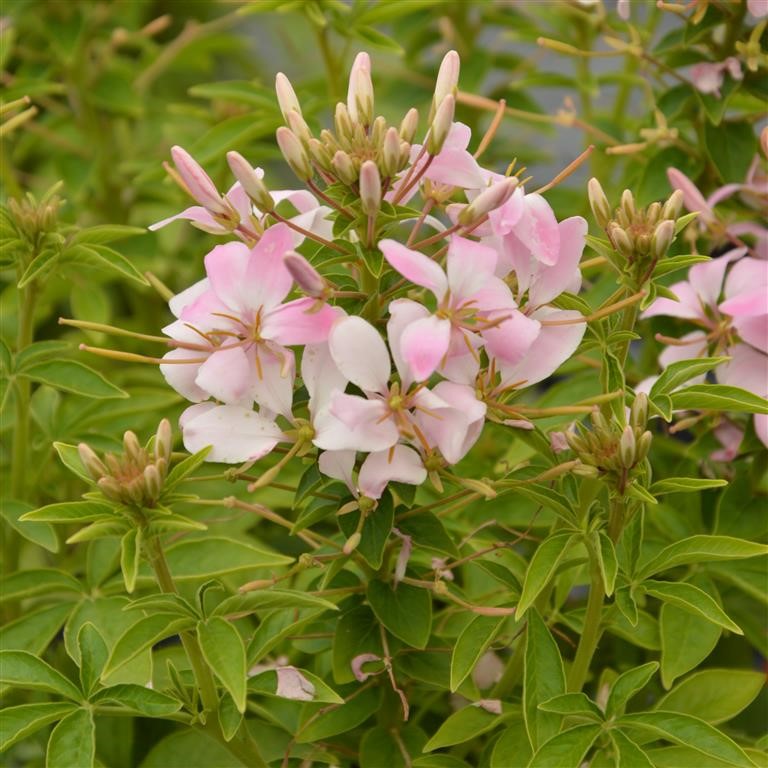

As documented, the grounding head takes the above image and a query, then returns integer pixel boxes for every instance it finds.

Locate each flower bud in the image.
[276,127,312,181]
[78,443,107,481]
[619,426,637,468]
[427,93,455,155]
[636,430,652,463]
[359,161,382,216]
[226,151,274,212]
[343,531,362,555]
[332,150,357,186]
[573,463,600,478]
[630,393,648,429]
[284,251,325,298]
[608,223,634,260]
[287,109,312,145]
[636,233,651,255]
[370,115,386,146]
[381,126,402,178]
[433,50,460,113]
[587,177,612,229]
[651,219,675,260]
[645,201,662,226]
[170,146,228,215]
[123,431,143,463]
[399,107,419,143]
[155,418,172,463]
[97,476,122,501]
[661,189,684,220]
[275,72,302,122]
[334,103,354,142]
[143,464,162,499]
[308,138,332,171]
[458,178,518,226]
[620,189,637,222]
[347,52,373,126]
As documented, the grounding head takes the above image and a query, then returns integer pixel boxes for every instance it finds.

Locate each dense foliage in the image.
[1,2,766,767]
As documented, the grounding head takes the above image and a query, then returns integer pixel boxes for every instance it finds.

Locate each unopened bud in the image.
[458,178,517,226]
[97,476,122,501]
[275,72,302,122]
[636,233,651,255]
[78,443,107,481]
[645,201,662,226]
[276,127,312,181]
[636,430,652,463]
[382,127,402,177]
[343,531,362,555]
[587,177,612,229]
[123,431,142,463]
[399,107,419,143]
[308,138,332,171]
[651,219,675,260]
[590,409,610,433]
[287,109,312,145]
[370,115,386,147]
[620,189,637,222]
[359,160,381,216]
[457,476,497,499]
[609,224,634,260]
[332,150,357,186]
[661,189,684,220]
[427,94,455,155]
[432,50,460,115]
[226,151,274,212]
[143,464,162,499]
[170,146,227,215]
[334,103,354,142]
[619,426,637,468]
[630,393,648,429]
[155,419,172,463]
[126,477,145,506]
[284,251,325,297]
[573,463,600,478]
[347,52,373,126]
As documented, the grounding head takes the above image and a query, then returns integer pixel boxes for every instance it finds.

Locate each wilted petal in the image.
[351,654,382,682]
[380,239,448,299]
[262,299,342,345]
[181,404,283,463]
[275,667,315,701]
[195,345,253,405]
[329,316,391,394]
[358,445,426,499]
[400,315,452,382]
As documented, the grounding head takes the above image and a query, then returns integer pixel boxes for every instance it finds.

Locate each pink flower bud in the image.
[332,150,357,186]
[427,94,455,155]
[275,72,302,122]
[226,151,274,211]
[154,418,172,463]
[359,160,381,215]
[458,177,518,226]
[651,219,675,259]
[347,52,373,125]
[78,443,107,481]
[399,107,419,142]
[382,126,402,177]
[276,126,312,181]
[334,103,354,140]
[170,146,227,215]
[284,251,325,297]
[287,109,312,144]
[433,50,460,110]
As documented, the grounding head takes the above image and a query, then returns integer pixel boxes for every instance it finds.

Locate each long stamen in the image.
[79,344,207,365]
[534,144,594,195]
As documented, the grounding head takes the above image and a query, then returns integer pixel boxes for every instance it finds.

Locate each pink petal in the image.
[690,62,725,96]
[358,445,427,499]
[425,147,485,189]
[249,345,295,419]
[706,183,744,209]
[528,216,587,306]
[329,317,391,394]
[160,348,209,402]
[488,187,525,236]
[148,206,225,234]
[387,299,430,385]
[711,420,744,462]
[513,194,560,266]
[446,236,498,300]
[180,404,283,463]
[642,281,705,321]
[658,331,709,374]
[169,279,211,319]
[318,450,356,495]
[315,394,398,452]
[717,343,768,398]
[755,414,768,448]
[667,168,713,222]
[748,0,768,17]
[195,345,253,405]
[399,315,452,382]
[720,290,768,318]
[204,242,252,313]
[481,311,541,365]
[732,315,768,354]
[244,223,295,309]
[302,342,348,412]
[688,250,744,307]
[379,239,448,299]
[723,257,768,309]
[262,299,342,345]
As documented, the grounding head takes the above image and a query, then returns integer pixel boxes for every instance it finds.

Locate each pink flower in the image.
[748,0,768,18]
[690,57,742,98]
[380,236,539,383]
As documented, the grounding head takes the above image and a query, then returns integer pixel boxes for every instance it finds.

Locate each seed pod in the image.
[226,151,274,212]
[276,127,312,181]
[587,177,612,229]
[427,93,455,155]
[359,161,382,216]
[275,72,302,122]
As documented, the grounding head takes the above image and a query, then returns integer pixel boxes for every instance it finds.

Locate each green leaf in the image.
[70,225,146,246]
[491,722,534,768]
[605,662,659,718]
[396,510,459,558]
[138,729,241,767]
[527,724,601,768]
[609,730,654,768]
[652,254,710,278]
[0,499,59,553]
[595,531,618,596]
[423,704,506,751]
[360,725,428,768]
[650,478,728,495]
[353,25,403,54]
[91,684,182,716]
[638,535,768,579]
[217,693,242,742]
[367,581,431,649]
[120,528,141,593]
[1,568,82,601]
[655,669,764,724]
[17,248,59,288]
[248,667,344,704]
[332,605,383,685]
[18,360,128,399]
[704,120,756,183]
[21,501,114,523]
[517,533,576,619]
[46,708,95,768]
[104,615,195,677]
[213,588,338,617]
[0,650,82,700]
[626,483,658,506]
[524,609,566,750]
[295,685,380,743]
[660,603,721,689]
[0,603,74,655]
[641,580,742,633]
[670,384,768,414]
[617,711,753,767]
[0,702,77,752]
[507,485,575,525]
[650,357,730,398]
[67,243,148,285]
[163,446,212,490]
[338,493,393,569]
[53,442,93,484]
[450,614,507,692]
[123,593,198,618]
[197,617,247,713]
[77,623,108,697]
[538,693,603,720]
[15,341,74,369]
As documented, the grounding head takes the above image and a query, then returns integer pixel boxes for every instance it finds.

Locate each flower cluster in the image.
[151,51,589,503]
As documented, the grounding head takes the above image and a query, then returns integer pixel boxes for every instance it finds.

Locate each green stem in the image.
[615,301,639,370]
[567,559,605,692]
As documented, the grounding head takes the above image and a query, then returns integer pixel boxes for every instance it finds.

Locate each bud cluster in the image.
[588,178,683,284]
[566,395,652,494]
[5,188,63,247]
[78,419,172,508]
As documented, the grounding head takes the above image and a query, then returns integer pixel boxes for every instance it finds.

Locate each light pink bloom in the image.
[748,0,768,18]
[690,58,742,98]
[380,236,538,383]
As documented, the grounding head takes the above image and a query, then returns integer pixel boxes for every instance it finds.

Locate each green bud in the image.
[587,177,611,229]
[651,219,675,260]
[619,426,637,468]
[630,393,648,429]
[636,430,653,463]
[662,189,684,220]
